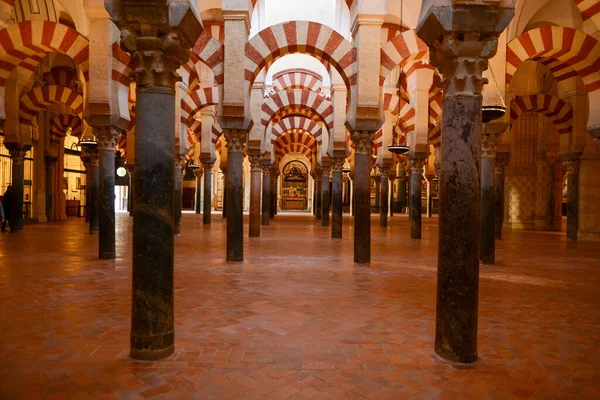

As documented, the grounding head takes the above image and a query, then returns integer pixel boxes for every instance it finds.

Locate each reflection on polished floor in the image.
[1,213,599,399]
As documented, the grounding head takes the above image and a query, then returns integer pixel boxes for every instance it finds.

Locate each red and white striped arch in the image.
[0,21,89,118]
[245,21,357,91]
[506,26,600,93]
[19,85,83,124]
[50,113,82,146]
[183,128,199,162]
[380,29,429,85]
[180,86,219,127]
[574,0,600,36]
[42,66,79,88]
[271,115,323,144]
[188,30,225,90]
[274,129,318,161]
[115,135,127,157]
[510,94,573,135]
[428,124,441,148]
[383,93,416,133]
[261,89,334,130]
[203,20,225,44]
[272,68,324,93]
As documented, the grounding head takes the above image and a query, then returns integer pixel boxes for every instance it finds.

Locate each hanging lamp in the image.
[387,0,410,156]
[482,61,506,123]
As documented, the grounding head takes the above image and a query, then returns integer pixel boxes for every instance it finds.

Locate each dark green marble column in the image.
[409,157,426,239]
[45,155,57,223]
[95,127,118,259]
[194,169,202,214]
[331,158,344,238]
[321,165,330,227]
[262,163,271,226]
[249,154,262,238]
[202,160,214,224]
[350,131,375,264]
[222,130,247,261]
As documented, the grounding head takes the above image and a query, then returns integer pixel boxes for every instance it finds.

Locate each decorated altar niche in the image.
[281,160,309,211]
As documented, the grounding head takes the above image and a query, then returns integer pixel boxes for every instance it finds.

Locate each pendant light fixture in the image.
[482,61,506,123]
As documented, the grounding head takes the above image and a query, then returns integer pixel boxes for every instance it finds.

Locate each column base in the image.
[100,251,116,260]
[130,335,174,361]
[434,348,478,365]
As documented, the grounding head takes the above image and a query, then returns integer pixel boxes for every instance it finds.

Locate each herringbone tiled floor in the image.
[1,213,599,399]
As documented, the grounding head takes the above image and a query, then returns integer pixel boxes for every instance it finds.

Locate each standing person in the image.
[2,185,12,232]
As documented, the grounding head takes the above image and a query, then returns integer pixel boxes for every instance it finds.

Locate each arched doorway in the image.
[281,160,309,211]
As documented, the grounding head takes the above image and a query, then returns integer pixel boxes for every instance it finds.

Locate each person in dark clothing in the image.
[2,185,12,232]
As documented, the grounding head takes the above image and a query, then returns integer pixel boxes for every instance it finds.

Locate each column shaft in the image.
[321,168,330,227]
[131,85,176,361]
[435,95,481,363]
[88,155,100,234]
[564,157,580,241]
[270,174,277,219]
[480,148,495,264]
[380,169,389,227]
[315,173,322,220]
[354,150,371,263]
[45,156,57,223]
[262,167,271,226]
[494,159,507,240]
[202,162,213,224]
[174,157,183,235]
[227,150,243,261]
[331,159,343,238]
[7,147,28,232]
[410,159,425,239]
[249,156,261,237]
[97,130,117,259]
[194,171,202,214]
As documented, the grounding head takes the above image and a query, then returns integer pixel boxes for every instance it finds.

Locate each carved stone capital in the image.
[249,155,262,172]
[106,0,202,89]
[201,161,214,173]
[262,164,271,176]
[409,157,426,175]
[380,166,390,179]
[560,153,582,176]
[89,148,100,166]
[224,129,248,153]
[331,157,345,172]
[431,33,498,96]
[350,131,376,155]
[482,132,502,159]
[5,143,31,165]
[95,126,120,151]
[194,169,203,178]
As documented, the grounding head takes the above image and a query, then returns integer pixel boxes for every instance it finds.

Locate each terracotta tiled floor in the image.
[1,212,599,399]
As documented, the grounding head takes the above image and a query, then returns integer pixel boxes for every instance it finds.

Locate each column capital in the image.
[5,143,31,165]
[350,131,376,155]
[331,157,345,172]
[201,160,215,172]
[560,152,582,175]
[408,156,426,175]
[106,0,202,88]
[193,169,203,178]
[380,166,390,178]
[224,129,248,153]
[249,154,262,172]
[482,132,502,159]
[94,126,120,151]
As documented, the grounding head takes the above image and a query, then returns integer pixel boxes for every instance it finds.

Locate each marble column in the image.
[315,168,322,220]
[409,157,426,239]
[321,164,331,227]
[126,164,134,217]
[82,149,99,234]
[262,163,271,226]
[249,154,262,237]
[351,131,375,264]
[417,4,513,361]
[380,167,390,227]
[224,130,247,261]
[562,154,581,241]
[194,169,202,214]
[202,160,214,225]
[374,173,381,213]
[545,155,559,230]
[270,170,278,219]
[495,154,508,240]
[45,155,57,223]
[174,154,183,236]
[221,168,227,219]
[480,131,502,264]
[5,144,30,232]
[95,127,118,259]
[106,0,202,361]
[331,158,344,238]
